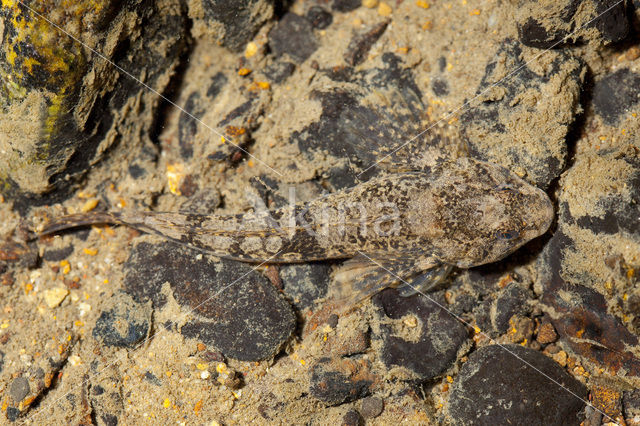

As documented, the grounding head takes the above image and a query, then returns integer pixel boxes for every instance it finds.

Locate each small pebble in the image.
[244,42,258,58]
[342,408,363,426]
[552,350,568,367]
[536,322,558,344]
[377,2,392,16]
[360,396,384,418]
[9,376,29,402]
[44,287,69,308]
[307,6,333,29]
[80,198,99,213]
[362,0,378,8]
[327,313,339,328]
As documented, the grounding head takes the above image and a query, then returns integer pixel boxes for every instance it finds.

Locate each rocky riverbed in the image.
[0,0,639,424]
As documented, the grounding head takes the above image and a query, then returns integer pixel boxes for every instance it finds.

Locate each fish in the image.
[37,156,554,310]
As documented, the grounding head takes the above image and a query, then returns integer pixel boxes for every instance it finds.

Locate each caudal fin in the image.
[38,212,122,236]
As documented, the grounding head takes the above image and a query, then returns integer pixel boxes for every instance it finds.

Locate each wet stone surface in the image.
[344,21,389,67]
[446,345,588,425]
[539,231,640,376]
[332,0,361,12]
[123,240,296,361]
[372,289,468,381]
[306,6,333,29]
[359,396,384,419]
[263,60,296,83]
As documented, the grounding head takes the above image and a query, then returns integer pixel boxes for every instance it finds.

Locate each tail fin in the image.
[38,212,123,236]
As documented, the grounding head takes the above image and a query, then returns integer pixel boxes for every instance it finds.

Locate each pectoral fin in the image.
[328,252,447,313]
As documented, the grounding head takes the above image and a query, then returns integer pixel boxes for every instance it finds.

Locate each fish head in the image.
[431,157,554,268]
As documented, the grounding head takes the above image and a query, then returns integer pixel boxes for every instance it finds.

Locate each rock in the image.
[461,39,584,188]
[89,371,125,426]
[9,377,30,403]
[43,287,70,309]
[431,78,449,97]
[360,396,384,418]
[623,390,640,422]
[0,241,38,271]
[124,240,296,361]
[536,321,558,344]
[5,407,19,422]
[42,245,73,262]
[128,164,146,179]
[446,345,588,425]
[592,68,640,126]
[324,327,369,357]
[1,330,76,421]
[280,263,331,311]
[535,146,640,376]
[309,357,375,405]
[332,0,362,12]
[295,54,451,186]
[539,238,640,376]
[307,6,333,29]
[197,0,274,52]
[92,292,152,349]
[269,13,318,63]
[179,188,222,214]
[590,384,623,420]
[0,0,187,210]
[491,283,530,334]
[263,61,296,84]
[92,293,151,349]
[451,292,478,316]
[373,289,468,381]
[341,408,364,426]
[178,92,206,160]
[344,21,389,66]
[506,315,534,344]
[516,0,629,48]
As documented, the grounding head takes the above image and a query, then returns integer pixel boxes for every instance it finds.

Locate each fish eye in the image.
[494,229,520,240]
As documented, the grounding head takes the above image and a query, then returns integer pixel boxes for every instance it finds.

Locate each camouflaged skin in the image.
[39,157,553,305]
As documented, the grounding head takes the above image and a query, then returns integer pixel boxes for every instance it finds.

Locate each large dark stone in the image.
[447,345,587,425]
[373,289,468,381]
[123,240,296,361]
